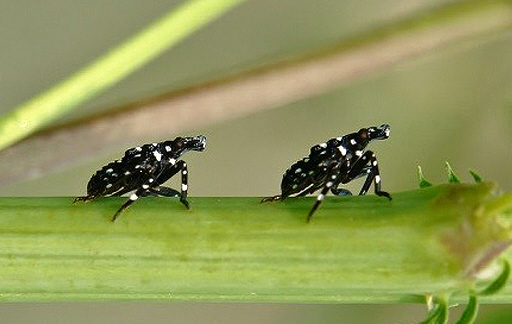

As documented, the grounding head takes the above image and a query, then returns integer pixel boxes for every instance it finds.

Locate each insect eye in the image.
[358,130,369,141]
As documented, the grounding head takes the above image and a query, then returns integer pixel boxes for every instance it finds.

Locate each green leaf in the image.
[478,259,511,296]
[418,296,448,324]
[454,294,478,324]
[446,161,460,183]
[418,166,433,188]
[469,170,483,183]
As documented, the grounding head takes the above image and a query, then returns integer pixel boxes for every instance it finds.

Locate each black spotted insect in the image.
[74,135,207,222]
[262,124,392,222]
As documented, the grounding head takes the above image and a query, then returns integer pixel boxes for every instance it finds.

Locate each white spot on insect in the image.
[319,143,327,148]
[362,156,366,160]
[317,194,325,201]
[183,170,187,175]
[301,173,306,177]
[292,184,298,189]
[153,151,162,161]
[142,184,149,189]
[326,181,333,187]
[130,193,138,201]
[350,139,357,145]
[372,153,376,158]
[375,175,381,183]
[385,129,390,137]
[336,137,342,141]
[355,150,363,156]
[295,168,302,173]
[135,165,141,169]
[111,173,118,177]
[149,178,154,183]
[338,145,347,156]
[134,154,141,158]
[165,146,171,152]
[124,171,131,175]
[303,158,310,162]
[182,184,188,191]
[169,158,176,165]
[308,171,314,175]
[367,169,371,173]
[372,160,378,166]
[331,175,336,179]
[103,178,108,181]
[106,184,112,189]
[135,147,142,152]
[106,168,113,173]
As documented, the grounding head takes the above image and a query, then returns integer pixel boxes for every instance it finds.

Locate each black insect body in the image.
[75,135,207,221]
[262,124,391,222]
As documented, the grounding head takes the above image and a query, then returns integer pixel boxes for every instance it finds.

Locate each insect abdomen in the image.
[87,160,128,197]
[280,159,314,195]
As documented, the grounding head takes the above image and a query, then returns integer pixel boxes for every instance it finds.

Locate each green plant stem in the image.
[0,0,246,151]
[0,183,511,302]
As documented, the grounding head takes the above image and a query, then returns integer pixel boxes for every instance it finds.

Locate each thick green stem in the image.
[0,183,510,302]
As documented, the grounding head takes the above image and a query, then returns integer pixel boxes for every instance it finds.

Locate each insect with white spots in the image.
[262,124,392,222]
[74,135,207,221]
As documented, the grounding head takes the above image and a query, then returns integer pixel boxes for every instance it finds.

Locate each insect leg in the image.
[148,186,181,198]
[111,189,144,222]
[73,195,96,203]
[331,166,370,196]
[307,162,341,222]
[177,160,190,209]
[152,160,190,209]
[261,195,283,203]
[359,155,391,200]
[330,187,352,196]
[344,151,391,200]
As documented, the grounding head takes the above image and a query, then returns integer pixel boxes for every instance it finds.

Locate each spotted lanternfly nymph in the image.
[75,135,207,221]
[262,124,392,222]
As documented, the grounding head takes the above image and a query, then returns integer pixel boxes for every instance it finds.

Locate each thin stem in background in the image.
[0,0,247,151]
[0,1,511,186]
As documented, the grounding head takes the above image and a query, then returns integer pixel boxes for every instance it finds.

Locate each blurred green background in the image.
[1,0,511,323]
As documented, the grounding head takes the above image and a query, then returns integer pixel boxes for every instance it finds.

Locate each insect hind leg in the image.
[307,163,341,222]
[111,190,143,222]
[261,195,283,203]
[73,195,97,204]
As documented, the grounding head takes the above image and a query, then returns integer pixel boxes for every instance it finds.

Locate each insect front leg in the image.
[344,151,391,200]
[154,160,190,209]
[177,160,190,209]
